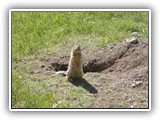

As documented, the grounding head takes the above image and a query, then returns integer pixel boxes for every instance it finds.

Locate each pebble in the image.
[129,38,139,44]
[125,38,139,44]
[131,81,143,88]
[125,32,139,44]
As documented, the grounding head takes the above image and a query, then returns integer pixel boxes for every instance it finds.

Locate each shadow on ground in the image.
[70,78,98,94]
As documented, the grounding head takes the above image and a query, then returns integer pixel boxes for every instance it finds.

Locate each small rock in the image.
[131,81,143,88]
[129,38,138,44]
[130,105,134,108]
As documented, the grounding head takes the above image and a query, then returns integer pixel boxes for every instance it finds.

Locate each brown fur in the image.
[66,45,83,81]
[56,45,83,81]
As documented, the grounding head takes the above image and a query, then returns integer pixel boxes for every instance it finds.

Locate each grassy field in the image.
[11,11,149,108]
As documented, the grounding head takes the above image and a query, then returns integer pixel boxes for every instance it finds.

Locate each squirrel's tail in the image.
[55,71,67,76]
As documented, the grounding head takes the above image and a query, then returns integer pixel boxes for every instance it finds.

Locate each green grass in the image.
[12,70,58,108]
[12,11,148,62]
[11,11,149,108]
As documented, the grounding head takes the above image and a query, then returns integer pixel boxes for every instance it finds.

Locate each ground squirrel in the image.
[56,45,83,81]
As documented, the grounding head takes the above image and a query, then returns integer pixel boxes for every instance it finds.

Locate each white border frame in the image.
[9,9,151,111]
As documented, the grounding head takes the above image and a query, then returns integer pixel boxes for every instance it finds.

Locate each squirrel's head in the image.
[72,45,81,56]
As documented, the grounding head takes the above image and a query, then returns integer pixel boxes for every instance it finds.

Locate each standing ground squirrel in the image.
[56,45,83,81]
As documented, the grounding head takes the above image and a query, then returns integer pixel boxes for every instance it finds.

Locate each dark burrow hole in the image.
[50,59,115,74]
[49,44,127,73]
